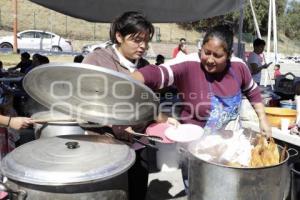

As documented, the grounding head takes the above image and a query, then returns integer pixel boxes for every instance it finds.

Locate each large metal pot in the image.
[0,134,135,200]
[31,111,85,139]
[187,141,293,200]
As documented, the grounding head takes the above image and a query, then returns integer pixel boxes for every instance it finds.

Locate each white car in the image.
[81,40,112,54]
[0,30,73,52]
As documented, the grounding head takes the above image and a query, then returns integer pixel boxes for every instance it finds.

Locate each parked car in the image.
[81,40,112,54]
[0,30,73,52]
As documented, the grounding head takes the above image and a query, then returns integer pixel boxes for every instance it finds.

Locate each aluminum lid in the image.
[31,110,78,124]
[0,135,135,185]
[23,63,159,125]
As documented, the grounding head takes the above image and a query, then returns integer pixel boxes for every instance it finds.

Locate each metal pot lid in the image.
[31,110,78,124]
[1,135,135,185]
[23,63,159,125]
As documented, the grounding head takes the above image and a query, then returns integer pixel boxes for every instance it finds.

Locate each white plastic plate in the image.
[165,124,204,143]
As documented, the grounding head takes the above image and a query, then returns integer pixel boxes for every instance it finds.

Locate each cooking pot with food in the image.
[0,134,135,200]
[31,110,86,139]
[187,137,295,200]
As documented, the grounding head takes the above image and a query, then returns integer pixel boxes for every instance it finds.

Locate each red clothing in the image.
[138,53,262,127]
[172,47,188,58]
[274,69,281,78]
[172,47,179,58]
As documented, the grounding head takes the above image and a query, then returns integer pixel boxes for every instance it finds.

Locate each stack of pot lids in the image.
[23,63,159,125]
[0,135,135,185]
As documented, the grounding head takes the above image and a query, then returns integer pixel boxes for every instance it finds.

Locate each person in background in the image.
[0,61,4,72]
[175,42,188,59]
[8,52,32,74]
[0,113,33,199]
[24,54,50,74]
[74,54,84,63]
[83,11,154,200]
[273,64,281,79]
[0,61,8,77]
[155,54,165,65]
[172,38,187,58]
[247,38,272,85]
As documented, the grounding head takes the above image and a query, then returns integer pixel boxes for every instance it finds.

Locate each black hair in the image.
[202,25,233,56]
[155,54,165,65]
[21,52,30,59]
[179,38,186,43]
[74,55,84,63]
[253,38,266,47]
[275,64,280,69]
[110,11,154,44]
[40,55,49,64]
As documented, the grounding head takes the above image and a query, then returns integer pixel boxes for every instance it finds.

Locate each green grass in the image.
[0,53,156,68]
[0,53,74,68]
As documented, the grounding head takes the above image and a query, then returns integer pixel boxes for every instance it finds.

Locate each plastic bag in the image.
[194,129,253,167]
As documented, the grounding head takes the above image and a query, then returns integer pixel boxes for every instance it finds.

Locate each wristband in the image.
[6,116,12,128]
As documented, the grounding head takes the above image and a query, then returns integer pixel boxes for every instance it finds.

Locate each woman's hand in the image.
[9,117,33,130]
[166,117,181,127]
[253,102,272,137]
[112,125,133,142]
[156,112,181,127]
[259,117,272,137]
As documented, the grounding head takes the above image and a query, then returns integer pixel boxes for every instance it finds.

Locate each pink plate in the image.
[146,123,174,144]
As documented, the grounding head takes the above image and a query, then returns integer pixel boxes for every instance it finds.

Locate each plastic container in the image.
[146,123,179,171]
[155,142,179,171]
[280,100,296,109]
[265,107,296,128]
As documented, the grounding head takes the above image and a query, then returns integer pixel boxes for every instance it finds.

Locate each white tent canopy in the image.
[29,0,243,23]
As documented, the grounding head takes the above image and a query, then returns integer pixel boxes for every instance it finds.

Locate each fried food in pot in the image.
[250,135,280,167]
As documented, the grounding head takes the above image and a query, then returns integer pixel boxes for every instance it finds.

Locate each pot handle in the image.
[288,148,298,158]
[35,123,48,139]
[0,182,27,200]
[177,144,189,156]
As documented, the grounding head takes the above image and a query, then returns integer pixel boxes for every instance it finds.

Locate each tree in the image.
[282,1,300,40]
[178,0,288,37]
